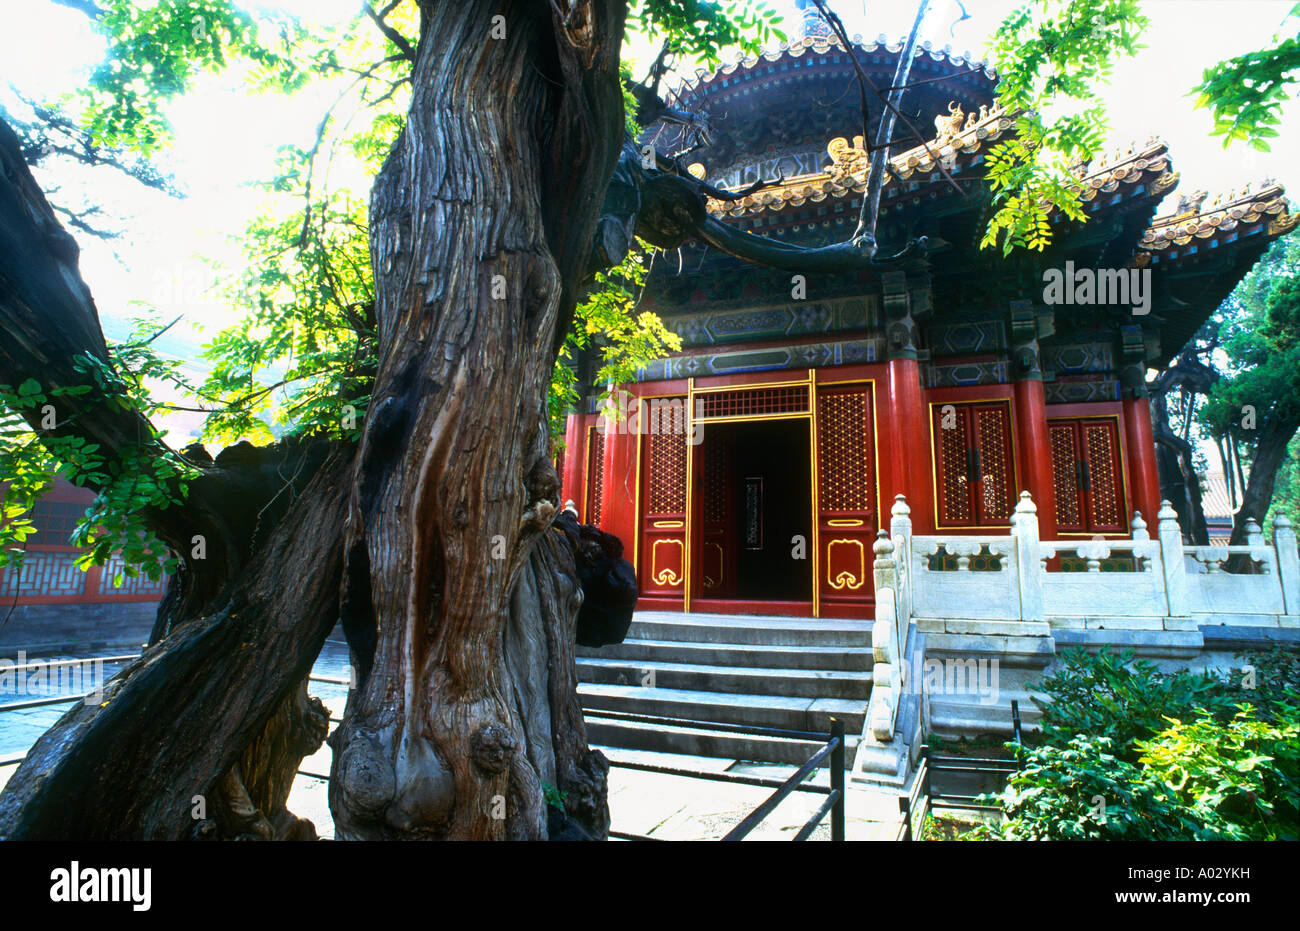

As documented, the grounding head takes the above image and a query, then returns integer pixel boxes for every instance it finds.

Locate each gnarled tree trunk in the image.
[328,0,624,840]
[0,0,625,841]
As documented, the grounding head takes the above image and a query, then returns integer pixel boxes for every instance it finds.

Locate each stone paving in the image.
[2,640,906,840]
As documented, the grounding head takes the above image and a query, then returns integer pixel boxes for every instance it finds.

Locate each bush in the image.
[976,646,1300,840]
[976,735,1202,840]
[1033,647,1239,760]
[1137,707,1299,841]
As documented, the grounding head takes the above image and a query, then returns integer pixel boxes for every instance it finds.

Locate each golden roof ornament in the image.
[933,101,965,146]
[826,135,868,184]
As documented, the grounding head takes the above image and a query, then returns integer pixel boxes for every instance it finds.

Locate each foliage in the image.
[1191,3,1300,151]
[1137,708,1300,840]
[78,0,313,156]
[1221,645,1300,724]
[0,330,198,582]
[1197,233,1300,495]
[1032,647,1241,758]
[974,735,1201,840]
[550,245,682,444]
[1266,434,1300,533]
[196,178,379,447]
[981,0,1148,254]
[540,780,568,811]
[628,0,784,68]
[977,647,1300,839]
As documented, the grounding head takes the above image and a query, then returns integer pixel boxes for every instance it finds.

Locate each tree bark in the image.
[1229,416,1299,546]
[328,0,624,841]
[0,447,350,839]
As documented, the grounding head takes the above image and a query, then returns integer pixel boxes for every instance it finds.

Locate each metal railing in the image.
[4,655,850,842]
[604,714,846,842]
[1,657,349,773]
[898,702,1028,839]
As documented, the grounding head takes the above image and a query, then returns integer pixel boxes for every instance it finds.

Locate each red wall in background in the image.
[0,478,167,605]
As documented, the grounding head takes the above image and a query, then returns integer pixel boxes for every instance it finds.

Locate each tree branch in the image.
[363,2,417,63]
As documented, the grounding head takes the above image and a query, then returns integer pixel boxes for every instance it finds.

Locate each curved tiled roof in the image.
[685,34,999,91]
[703,105,1174,221]
[1135,182,1297,256]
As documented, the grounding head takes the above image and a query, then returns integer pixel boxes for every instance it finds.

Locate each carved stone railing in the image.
[890,494,1300,626]
[867,530,902,740]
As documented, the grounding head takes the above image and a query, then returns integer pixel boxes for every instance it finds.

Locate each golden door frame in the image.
[681,371,880,617]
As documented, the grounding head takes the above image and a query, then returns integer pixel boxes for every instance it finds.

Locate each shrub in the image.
[1032,647,1242,760]
[975,736,1203,840]
[977,646,1300,840]
[1137,707,1299,841]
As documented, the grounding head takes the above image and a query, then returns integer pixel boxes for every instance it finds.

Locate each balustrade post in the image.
[1011,491,1043,622]
[890,495,913,623]
[1273,514,1300,616]
[869,531,901,740]
[1157,500,1190,617]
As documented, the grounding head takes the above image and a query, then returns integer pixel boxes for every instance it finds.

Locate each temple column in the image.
[1122,394,1163,530]
[1009,299,1058,539]
[887,358,933,535]
[1119,333,1163,530]
[1012,378,1058,540]
[883,270,934,534]
[561,412,585,509]
[599,397,639,550]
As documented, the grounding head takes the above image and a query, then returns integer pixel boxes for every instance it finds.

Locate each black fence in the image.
[604,715,846,842]
[0,657,348,771]
[898,700,1026,839]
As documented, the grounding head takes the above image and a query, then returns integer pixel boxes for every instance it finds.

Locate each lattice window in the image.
[28,499,84,546]
[696,385,809,420]
[98,555,168,595]
[933,406,972,524]
[976,407,1013,522]
[703,440,728,525]
[817,388,874,514]
[1085,423,1123,529]
[743,477,763,548]
[1050,423,1083,530]
[646,424,687,516]
[1048,417,1127,534]
[585,428,605,524]
[0,551,85,597]
[932,401,1015,527]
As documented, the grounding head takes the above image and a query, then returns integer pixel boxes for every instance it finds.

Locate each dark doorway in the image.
[695,418,812,603]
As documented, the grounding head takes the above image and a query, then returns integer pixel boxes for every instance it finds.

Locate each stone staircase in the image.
[577,611,873,766]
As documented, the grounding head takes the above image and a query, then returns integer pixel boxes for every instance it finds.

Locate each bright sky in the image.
[2,0,1297,446]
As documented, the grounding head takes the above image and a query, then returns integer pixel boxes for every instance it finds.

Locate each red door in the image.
[638,402,688,603]
[816,384,878,614]
[932,400,1016,528]
[696,432,737,598]
[1048,417,1127,533]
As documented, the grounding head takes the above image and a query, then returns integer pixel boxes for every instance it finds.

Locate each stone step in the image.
[578,682,866,734]
[929,695,1043,739]
[628,611,872,647]
[587,716,859,768]
[576,656,872,700]
[576,638,873,671]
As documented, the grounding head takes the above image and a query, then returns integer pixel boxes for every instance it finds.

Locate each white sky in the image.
[2,0,1296,445]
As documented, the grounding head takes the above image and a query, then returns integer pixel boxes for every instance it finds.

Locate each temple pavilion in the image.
[560,14,1297,624]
